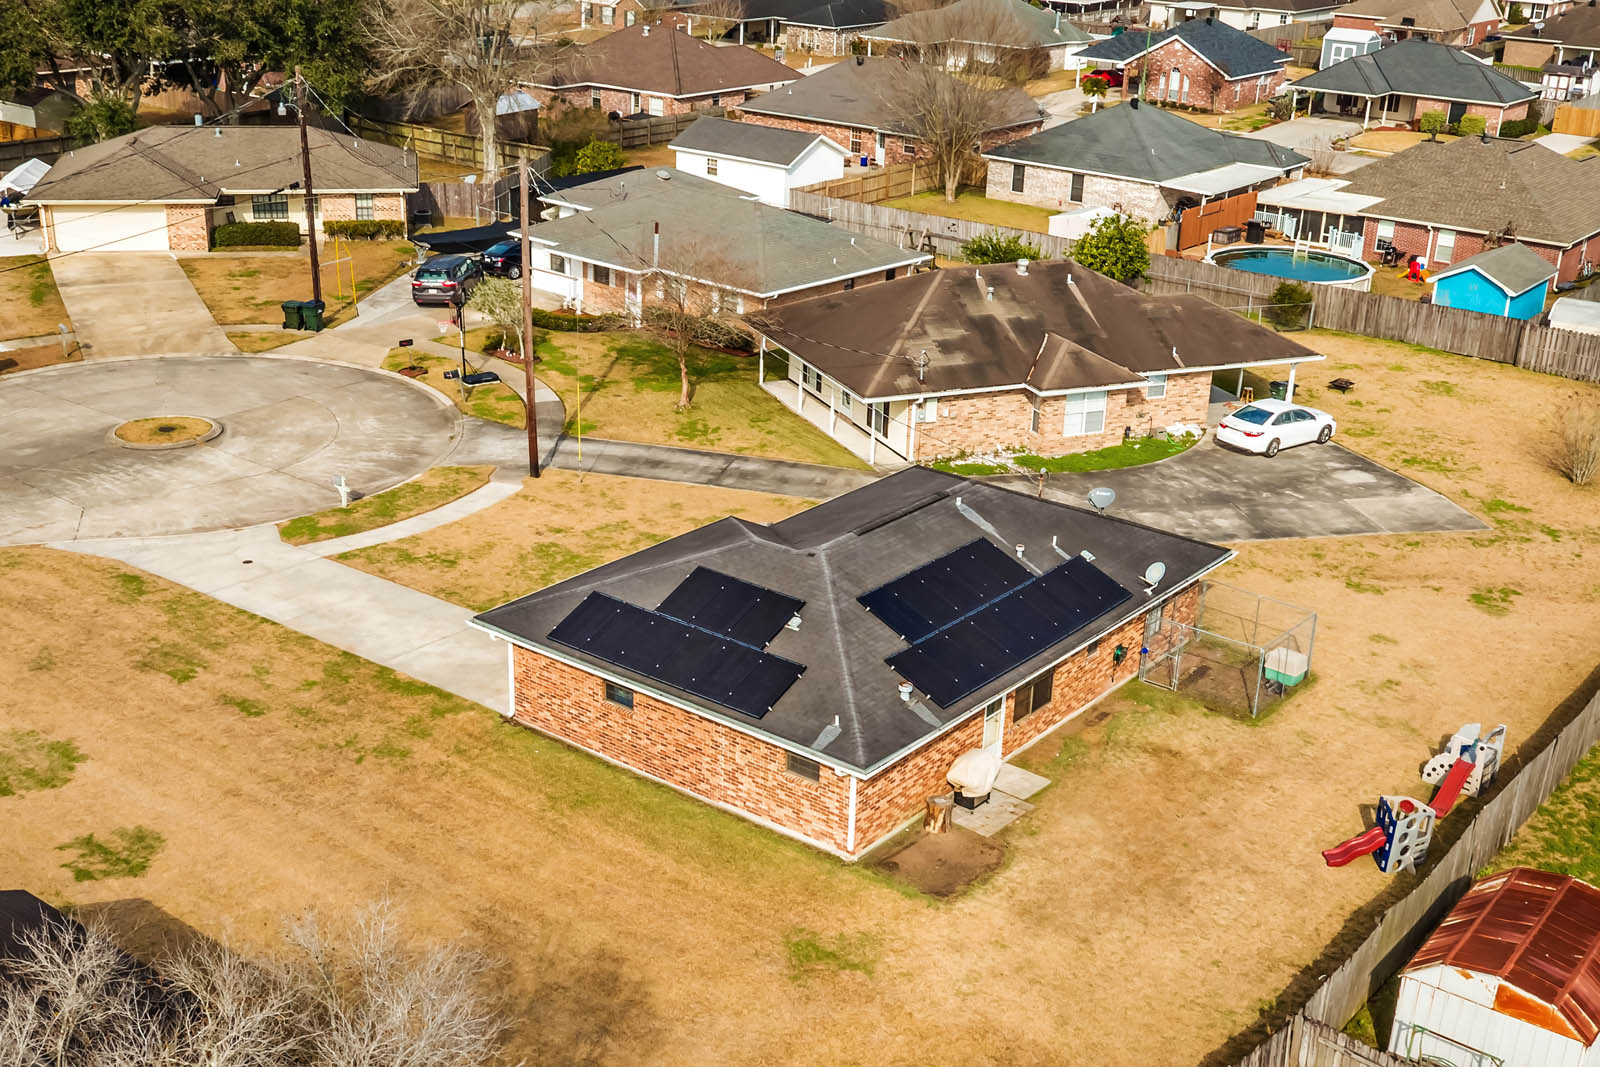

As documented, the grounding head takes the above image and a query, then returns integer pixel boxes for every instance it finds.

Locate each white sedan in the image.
[1215,399,1336,457]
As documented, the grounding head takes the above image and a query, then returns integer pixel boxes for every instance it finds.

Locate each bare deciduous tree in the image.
[365,0,569,176]
[643,239,753,409]
[0,918,156,1067]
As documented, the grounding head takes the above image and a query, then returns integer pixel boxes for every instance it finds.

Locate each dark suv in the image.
[411,253,482,306]
[479,238,522,278]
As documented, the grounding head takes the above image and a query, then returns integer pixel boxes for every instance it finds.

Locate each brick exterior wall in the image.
[165,204,211,251]
[1330,12,1496,44]
[912,370,1213,462]
[783,25,868,57]
[985,160,1176,223]
[1120,40,1286,112]
[574,261,907,315]
[1403,97,1531,130]
[735,110,1041,162]
[1359,217,1599,283]
[533,85,743,116]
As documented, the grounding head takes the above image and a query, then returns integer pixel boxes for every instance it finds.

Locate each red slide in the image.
[1429,757,1475,817]
[1322,826,1389,868]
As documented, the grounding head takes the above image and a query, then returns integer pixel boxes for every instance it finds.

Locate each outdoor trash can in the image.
[281,300,303,330]
[300,300,326,332]
[1269,380,1289,400]
[1246,220,1265,244]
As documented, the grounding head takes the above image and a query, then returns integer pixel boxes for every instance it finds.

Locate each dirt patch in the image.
[112,417,216,447]
[0,341,80,375]
[225,330,302,352]
[0,255,71,340]
[873,828,1007,897]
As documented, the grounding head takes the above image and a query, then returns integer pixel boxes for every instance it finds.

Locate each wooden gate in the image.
[1177,191,1258,250]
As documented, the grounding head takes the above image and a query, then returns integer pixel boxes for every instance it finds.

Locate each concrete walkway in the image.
[50,252,234,357]
[1535,132,1595,156]
[55,525,507,709]
[306,471,525,557]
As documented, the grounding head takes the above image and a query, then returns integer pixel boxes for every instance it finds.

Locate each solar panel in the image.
[655,567,805,647]
[547,593,804,719]
[858,538,1030,642]
[887,556,1132,709]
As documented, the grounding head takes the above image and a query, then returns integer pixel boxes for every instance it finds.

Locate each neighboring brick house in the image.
[518,167,927,316]
[25,125,415,253]
[982,98,1307,225]
[1073,17,1291,112]
[1327,134,1600,282]
[1146,0,1345,33]
[527,23,797,117]
[734,56,1042,166]
[1502,3,1600,99]
[470,467,1233,860]
[1328,0,1500,45]
[748,259,1325,466]
[859,0,1097,73]
[783,0,889,56]
[1288,39,1536,130]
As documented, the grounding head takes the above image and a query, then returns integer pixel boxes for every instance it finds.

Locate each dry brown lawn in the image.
[1348,130,1459,153]
[179,242,416,328]
[0,255,71,340]
[224,330,301,352]
[0,341,80,375]
[4,333,1599,1066]
[336,469,812,610]
[278,465,493,546]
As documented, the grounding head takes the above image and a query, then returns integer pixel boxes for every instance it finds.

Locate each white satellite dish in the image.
[1142,561,1167,591]
[1087,487,1116,513]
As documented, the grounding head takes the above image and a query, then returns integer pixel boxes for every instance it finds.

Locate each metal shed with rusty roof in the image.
[1390,866,1600,1067]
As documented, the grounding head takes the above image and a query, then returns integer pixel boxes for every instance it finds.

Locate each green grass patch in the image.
[57,826,165,882]
[1011,434,1199,474]
[931,460,1012,476]
[1345,577,1384,595]
[221,694,268,718]
[0,730,87,796]
[783,928,879,981]
[1418,379,1457,396]
[1468,587,1520,616]
[1482,498,1530,514]
[278,466,494,545]
[383,349,527,429]
[1495,745,1600,883]
[879,187,1057,235]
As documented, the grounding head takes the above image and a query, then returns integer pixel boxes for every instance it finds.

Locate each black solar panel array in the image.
[884,555,1133,710]
[857,538,1030,642]
[656,567,805,648]
[547,593,805,719]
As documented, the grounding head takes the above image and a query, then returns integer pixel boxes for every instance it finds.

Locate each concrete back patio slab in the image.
[49,253,233,357]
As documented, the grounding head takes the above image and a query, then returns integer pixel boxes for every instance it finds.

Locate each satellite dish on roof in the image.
[655,169,672,180]
[1087,487,1116,513]
[1142,561,1167,592]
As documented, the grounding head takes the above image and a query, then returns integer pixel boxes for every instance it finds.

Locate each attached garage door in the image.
[51,205,170,252]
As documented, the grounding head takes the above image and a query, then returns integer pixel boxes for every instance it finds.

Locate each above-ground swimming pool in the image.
[1205,247,1374,291]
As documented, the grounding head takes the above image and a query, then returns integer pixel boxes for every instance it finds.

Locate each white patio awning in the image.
[1162,162,1286,197]
[1255,177,1384,214]
[0,157,50,196]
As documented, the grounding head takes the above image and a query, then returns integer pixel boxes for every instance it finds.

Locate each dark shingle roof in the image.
[864,0,1095,48]
[984,99,1307,183]
[1214,0,1344,11]
[786,0,888,29]
[1335,0,1492,32]
[473,468,1232,773]
[539,25,799,97]
[749,259,1322,399]
[1503,2,1600,47]
[1075,18,1291,78]
[27,125,417,204]
[1431,242,1557,294]
[1291,40,1537,104]
[669,115,842,164]
[736,57,1042,135]
[1338,135,1600,244]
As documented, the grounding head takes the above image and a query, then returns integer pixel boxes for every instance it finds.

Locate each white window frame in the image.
[706,157,719,176]
[869,401,889,437]
[921,398,938,422]
[1063,390,1107,436]
[251,193,289,220]
[1069,172,1084,202]
[355,193,374,220]
[1145,374,1167,399]
[838,389,854,415]
[1434,228,1456,264]
[1376,219,1395,243]
[550,253,567,274]
[647,96,664,117]
[802,364,823,394]
[629,91,641,112]
[600,4,614,24]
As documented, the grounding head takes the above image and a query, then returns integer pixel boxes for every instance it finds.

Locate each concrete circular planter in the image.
[108,416,223,451]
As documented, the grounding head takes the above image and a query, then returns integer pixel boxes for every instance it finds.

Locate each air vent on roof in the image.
[655,169,671,180]
[856,55,865,65]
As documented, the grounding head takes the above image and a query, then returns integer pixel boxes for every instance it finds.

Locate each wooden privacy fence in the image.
[349,114,547,171]
[1230,1014,1416,1067]
[800,161,943,204]
[789,188,1073,258]
[0,133,79,168]
[1177,192,1257,251]
[410,176,521,224]
[1553,99,1600,138]
[605,109,715,149]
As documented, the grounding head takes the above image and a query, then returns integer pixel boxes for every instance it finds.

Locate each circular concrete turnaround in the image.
[0,355,460,545]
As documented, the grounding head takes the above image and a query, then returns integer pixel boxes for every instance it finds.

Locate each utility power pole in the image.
[520,152,540,477]
[294,66,322,305]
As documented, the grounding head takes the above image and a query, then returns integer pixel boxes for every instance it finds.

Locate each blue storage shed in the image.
[1428,244,1556,321]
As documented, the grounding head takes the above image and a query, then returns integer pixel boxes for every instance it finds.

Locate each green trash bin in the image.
[1269,380,1289,401]
[281,300,304,330]
[300,299,326,332]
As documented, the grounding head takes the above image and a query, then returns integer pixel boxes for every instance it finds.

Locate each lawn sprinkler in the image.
[1321,722,1508,874]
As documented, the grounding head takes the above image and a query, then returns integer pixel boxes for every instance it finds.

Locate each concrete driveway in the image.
[1008,436,1484,542]
[0,355,460,544]
[1246,116,1361,154]
[1037,87,1090,129]
[50,252,233,357]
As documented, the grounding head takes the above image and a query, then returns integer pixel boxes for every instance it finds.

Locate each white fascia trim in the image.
[540,80,791,97]
[1299,86,1536,106]
[33,198,215,206]
[977,156,1164,186]
[553,251,932,299]
[674,146,796,169]
[764,254,932,297]
[222,187,416,195]
[468,618,870,779]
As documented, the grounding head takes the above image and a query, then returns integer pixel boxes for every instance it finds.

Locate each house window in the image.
[1086,638,1100,656]
[1069,172,1085,202]
[1011,671,1054,723]
[706,157,719,176]
[629,92,641,112]
[1279,12,1289,23]
[838,389,853,414]
[355,193,374,221]
[786,752,821,781]
[884,268,896,281]
[802,364,822,394]
[869,401,889,436]
[1063,390,1107,436]
[550,253,566,274]
[251,193,289,220]
[1029,402,1041,433]
[921,398,938,422]
[1434,229,1457,264]
[1145,374,1167,399]
[592,264,612,285]
[591,89,603,109]
[604,681,634,708]
[1376,219,1395,246]
[1011,165,1026,193]
[842,277,854,290]
[601,3,614,23]
[849,128,863,153]
[648,96,664,117]
[711,94,721,106]
[625,7,636,24]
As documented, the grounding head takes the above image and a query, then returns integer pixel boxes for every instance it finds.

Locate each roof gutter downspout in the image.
[846,776,858,854]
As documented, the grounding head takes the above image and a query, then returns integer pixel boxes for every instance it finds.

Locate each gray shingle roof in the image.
[1335,0,1489,31]
[750,259,1323,399]
[1338,135,1600,245]
[1503,2,1600,47]
[669,115,841,165]
[983,99,1308,183]
[1213,0,1344,12]
[1290,40,1537,104]
[529,169,926,295]
[735,56,1043,135]
[1075,18,1291,78]
[1431,242,1558,294]
[864,0,1095,48]
[786,0,888,29]
[473,468,1232,774]
[538,24,799,97]
[27,125,417,204]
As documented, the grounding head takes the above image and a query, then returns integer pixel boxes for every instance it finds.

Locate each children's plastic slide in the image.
[1321,826,1389,868]
[1427,757,1475,818]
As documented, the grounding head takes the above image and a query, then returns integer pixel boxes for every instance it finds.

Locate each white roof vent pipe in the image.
[898,682,914,702]
[786,613,802,631]
[1017,258,1029,275]
[1015,543,1025,558]
[642,23,650,35]
[986,286,994,301]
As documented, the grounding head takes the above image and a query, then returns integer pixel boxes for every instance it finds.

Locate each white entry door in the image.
[981,697,1004,755]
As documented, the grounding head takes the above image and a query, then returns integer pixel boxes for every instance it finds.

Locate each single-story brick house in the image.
[859,0,1098,73]
[519,167,927,315]
[747,259,1325,465]
[1146,0,1345,33]
[733,56,1043,166]
[527,23,797,117]
[670,115,849,206]
[470,467,1234,859]
[1331,134,1600,282]
[26,125,416,253]
[1289,39,1536,130]
[783,0,890,57]
[1323,0,1502,63]
[982,97,1307,224]
[1501,3,1600,99]
[579,0,696,32]
[1072,17,1291,112]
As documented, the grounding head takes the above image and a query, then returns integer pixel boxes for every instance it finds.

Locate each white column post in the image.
[503,640,516,719]
[1363,97,1372,129]
[796,362,804,409]
[868,427,877,464]
[1236,367,1245,397]
[828,386,837,433]
[1285,362,1297,403]
[738,21,745,44]
[758,335,766,384]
